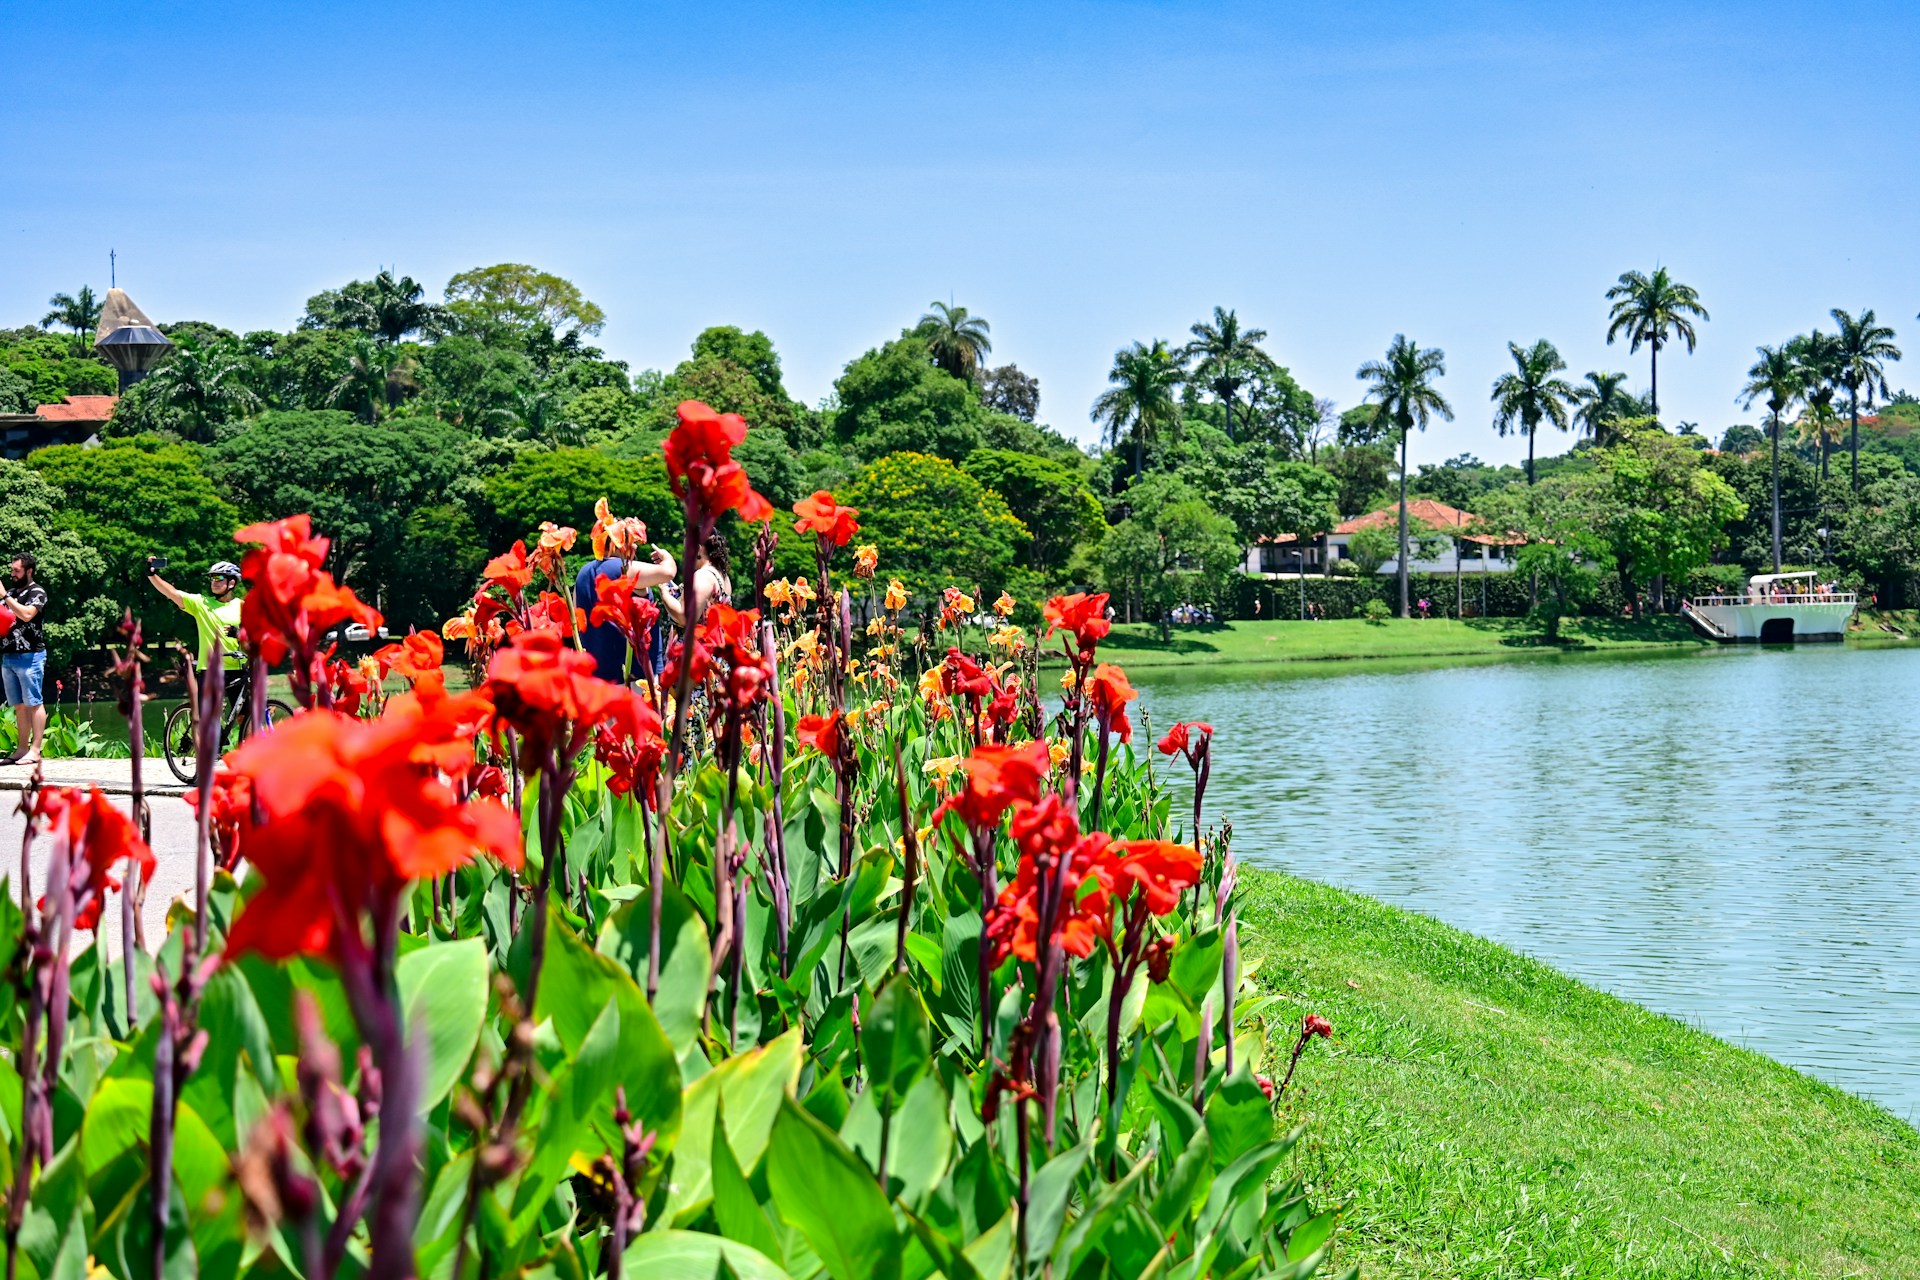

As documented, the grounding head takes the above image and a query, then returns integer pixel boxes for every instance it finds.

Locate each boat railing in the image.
[1690,592,1858,607]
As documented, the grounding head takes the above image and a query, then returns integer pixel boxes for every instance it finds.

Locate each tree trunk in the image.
[1649,343,1659,420]
[1133,428,1143,479]
[1770,412,1783,573]
[1396,431,1410,618]
[1527,425,1536,486]
[1850,388,1861,492]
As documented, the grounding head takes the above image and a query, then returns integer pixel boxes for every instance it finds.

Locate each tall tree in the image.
[1181,306,1270,441]
[1739,344,1802,572]
[1357,335,1453,616]
[915,302,992,381]
[1091,339,1183,477]
[1831,308,1901,492]
[140,337,262,442]
[41,285,103,355]
[1490,339,1575,484]
[1572,371,1633,446]
[1788,330,1845,480]
[1604,267,1709,416]
[360,270,437,343]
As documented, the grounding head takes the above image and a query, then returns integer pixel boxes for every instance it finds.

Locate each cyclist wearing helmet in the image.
[149,557,247,676]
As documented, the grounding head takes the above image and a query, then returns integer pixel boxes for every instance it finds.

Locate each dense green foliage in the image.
[9,264,1920,660]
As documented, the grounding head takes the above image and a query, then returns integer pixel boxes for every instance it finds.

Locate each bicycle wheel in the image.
[262,699,296,730]
[161,704,199,786]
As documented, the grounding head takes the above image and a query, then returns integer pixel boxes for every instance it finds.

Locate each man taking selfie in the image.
[0,554,49,765]
[149,557,247,694]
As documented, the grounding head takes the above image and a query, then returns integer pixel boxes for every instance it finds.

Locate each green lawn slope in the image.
[1240,871,1920,1278]
[1093,616,1705,669]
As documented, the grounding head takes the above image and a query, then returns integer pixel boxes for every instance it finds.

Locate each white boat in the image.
[1680,571,1856,644]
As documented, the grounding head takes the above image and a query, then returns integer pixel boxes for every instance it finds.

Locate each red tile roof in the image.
[34,395,118,422]
[1334,499,1521,545]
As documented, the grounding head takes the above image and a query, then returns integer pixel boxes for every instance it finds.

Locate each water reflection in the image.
[1134,643,1920,1121]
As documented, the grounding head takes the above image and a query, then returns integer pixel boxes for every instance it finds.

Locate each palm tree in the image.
[142,338,261,443]
[1091,340,1184,477]
[1356,336,1453,616]
[916,302,992,381]
[1571,371,1632,446]
[1604,267,1709,416]
[1181,306,1271,440]
[1788,330,1845,480]
[1831,308,1901,491]
[359,270,438,344]
[1490,339,1575,484]
[326,336,399,423]
[42,286,103,355]
[1739,344,1802,573]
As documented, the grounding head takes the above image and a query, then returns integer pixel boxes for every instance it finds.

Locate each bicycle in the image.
[161,662,296,785]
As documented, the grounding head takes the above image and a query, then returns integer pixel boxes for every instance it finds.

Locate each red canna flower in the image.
[220,697,521,964]
[485,629,644,769]
[663,400,774,523]
[483,541,534,595]
[1111,839,1202,916]
[595,698,666,801]
[1156,720,1214,759]
[590,573,661,662]
[795,712,843,761]
[941,647,993,699]
[235,515,382,669]
[374,630,445,687]
[186,766,254,871]
[1043,592,1111,660]
[322,650,374,716]
[793,491,861,548]
[933,739,1052,834]
[1085,663,1138,744]
[984,794,1117,966]
[525,590,583,639]
[33,786,156,932]
[1304,1013,1333,1039]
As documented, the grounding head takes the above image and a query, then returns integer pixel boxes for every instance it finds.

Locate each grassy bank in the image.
[1091,616,1706,669]
[1241,870,1920,1278]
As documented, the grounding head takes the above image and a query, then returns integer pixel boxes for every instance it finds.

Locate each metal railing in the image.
[1690,592,1857,607]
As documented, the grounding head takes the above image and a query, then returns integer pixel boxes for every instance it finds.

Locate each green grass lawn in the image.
[1091,616,1706,669]
[1240,871,1920,1278]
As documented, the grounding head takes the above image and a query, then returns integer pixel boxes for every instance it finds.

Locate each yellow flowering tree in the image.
[841,450,1031,603]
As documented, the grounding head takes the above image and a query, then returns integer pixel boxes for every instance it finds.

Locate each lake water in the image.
[1133,643,1920,1121]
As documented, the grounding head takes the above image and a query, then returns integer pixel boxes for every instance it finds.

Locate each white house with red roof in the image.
[1244,498,1520,576]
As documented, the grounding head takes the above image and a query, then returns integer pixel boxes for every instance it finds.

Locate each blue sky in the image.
[5,1,1916,467]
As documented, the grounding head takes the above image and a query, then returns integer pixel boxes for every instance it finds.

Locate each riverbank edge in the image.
[1055,614,1916,674]
[1237,865,1920,1277]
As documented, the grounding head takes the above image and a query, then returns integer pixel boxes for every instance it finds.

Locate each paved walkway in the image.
[0,760,201,956]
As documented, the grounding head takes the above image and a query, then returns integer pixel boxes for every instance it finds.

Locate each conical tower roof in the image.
[94,288,158,343]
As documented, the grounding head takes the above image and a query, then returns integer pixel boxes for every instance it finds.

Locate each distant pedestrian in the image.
[0,553,49,764]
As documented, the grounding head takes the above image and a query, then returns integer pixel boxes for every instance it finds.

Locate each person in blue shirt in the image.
[573,546,677,684]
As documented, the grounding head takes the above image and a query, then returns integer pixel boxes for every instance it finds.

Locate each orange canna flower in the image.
[993,591,1016,617]
[853,544,879,577]
[590,497,647,561]
[884,579,909,612]
[933,739,1052,834]
[485,628,644,767]
[1085,663,1137,744]
[483,540,535,595]
[764,578,794,609]
[374,630,446,688]
[984,795,1118,966]
[793,491,861,548]
[1111,839,1202,916]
